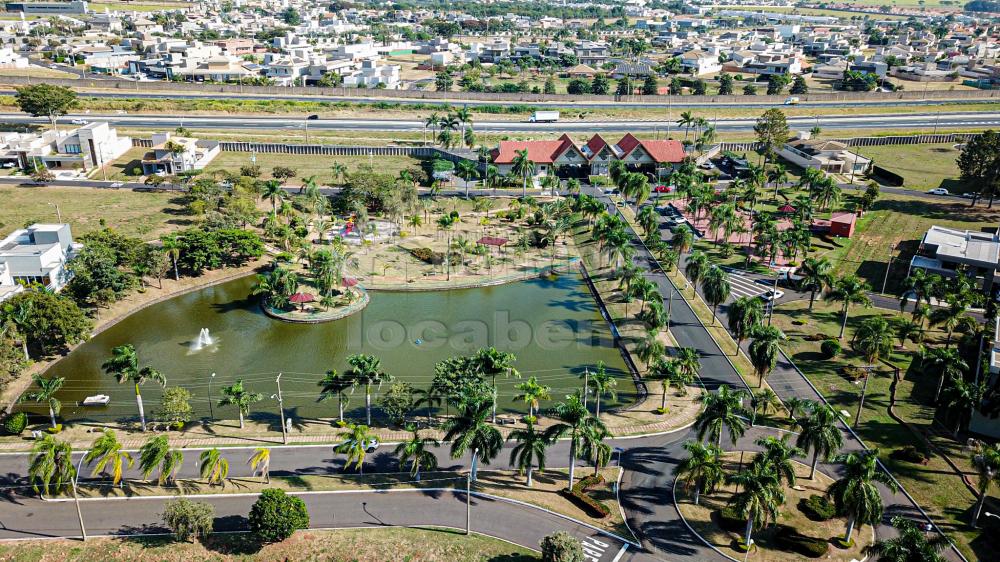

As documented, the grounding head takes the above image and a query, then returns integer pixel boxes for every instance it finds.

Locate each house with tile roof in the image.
[491,133,685,180]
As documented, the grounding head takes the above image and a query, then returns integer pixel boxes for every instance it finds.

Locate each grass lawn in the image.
[771,300,991,561]
[0,67,78,79]
[202,152,426,184]
[854,143,964,191]
[0,527,538,561]
[0,184,187,241]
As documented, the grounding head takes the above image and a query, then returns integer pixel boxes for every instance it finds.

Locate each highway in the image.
[1,111,999,134]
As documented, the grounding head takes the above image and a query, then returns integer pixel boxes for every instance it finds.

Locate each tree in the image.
[83,429,133,486]
[799,256,833,311]
[828,450,898,546]
[545,393,605,490]
[942,377,985,436]
[335,423,377,474]
[318,369,355,423]
[956,129,1000,206]
[728,296,764,354]
[796,404,844,480]
[826,274,873,339]
[162,498,215,542]
[853,316,894,369]
[586,362,618,418]
[929,301,971,348]
[28,434,75,496]
[636,329,665,369]
[508,420,551,486]
[1,292,90,355]
[684,250,710,292]
[743,83,758,96]
[674,440,725,505]
[865,515,949,562]
[248,447,271,484]
[512,148,535,199]
[14,84,77,129]
[920,346,968,404]
[753,108,790,166]
[137,435,183,485]
[748,325,785,387]
[473,346,519,424]
[752,434,803,489]
[346,353,392,425]
[766,73,790,95]
[21,374,63,429]
[728,460,785,548]
[514,375,551,420]
[789,75,809,94]
[158,386,192,427]
[540,531,584,562]
[695,386,747,447]
[378,381,415,425]
[102,344,165,431]
[199,448,229,486]
[591,73,609,95]
[642,73,659,95]
[443,397,502,481]
[718,73,734,95]
[218,379,263,429]
[394,426,439,481]
[248,488,310,543]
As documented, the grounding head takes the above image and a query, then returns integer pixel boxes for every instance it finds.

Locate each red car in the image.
[653,184,673,193]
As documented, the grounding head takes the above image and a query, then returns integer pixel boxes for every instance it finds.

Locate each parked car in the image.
[959,192,977,199]
[927,188,950,196]
[761,289,785,301]
[70,119,88,125]
[653,184,673,193]
[363,437,380,453]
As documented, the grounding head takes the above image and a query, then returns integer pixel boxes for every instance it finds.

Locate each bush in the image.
[891,445,930,464]
[655,406,669,415]
[803,333,832,342]
[46,424,63,434]
[799,494,836,521]
[820,339,841,359]
[248,488,310,542]
[792,319,806,326]
[774,525,829,557]
[3,411,28,435]
[162,497,215,542]
[410,247,444,265]
[842,365,868,381]
[719,505,745,532]
[540,531,584,562]
[560,474,610,518]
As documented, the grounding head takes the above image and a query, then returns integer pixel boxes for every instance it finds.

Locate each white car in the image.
[363,437,380,453]
[70,118,88,125]
[761,289,785,301]
[110,182,123,188]
[927,188,950,196]
[959,192,977,199]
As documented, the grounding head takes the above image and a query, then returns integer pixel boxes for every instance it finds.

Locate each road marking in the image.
[581,536,613,561]
[611,543,630,562]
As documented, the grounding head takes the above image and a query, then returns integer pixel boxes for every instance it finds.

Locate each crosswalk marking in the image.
[727,272,769,299]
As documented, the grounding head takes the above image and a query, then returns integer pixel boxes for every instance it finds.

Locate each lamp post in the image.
[208,372,216,421]
[881,244,894,295]
[854,365,875,429]
[72,454,87,541]
[275,373,288,444]
[743,539,754,562]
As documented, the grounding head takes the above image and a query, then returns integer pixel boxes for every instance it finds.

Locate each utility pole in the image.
[582,367,590,408]
[881,244,894,295]
[208,372,216,420]
[276,373,288,444]
[72,457,87,541]
[465,474,472,535]
[767,274,779,326]
[854,366,872,429]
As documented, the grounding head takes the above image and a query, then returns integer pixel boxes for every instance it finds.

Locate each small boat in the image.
[81,395,110,406]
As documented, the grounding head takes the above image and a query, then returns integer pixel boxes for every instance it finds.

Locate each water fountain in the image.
[190,328,214,352]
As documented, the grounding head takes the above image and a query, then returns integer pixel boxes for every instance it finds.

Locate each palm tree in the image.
[511,149,535,198]
[443,398,503,482]
[828,450,898,546]
[684,251,710,294]
[671,227,694,257]
[785,396,813,419]
[137,435,184,485]
[728,296,764,355]
[675,347,701,382]
[261,179,285,216]
[336,424,376,474]
[970,443,1000,528]
[586,362,618,418]
[929,301,970,348]
[677,110,695,140]
[394,426,440,481]
[942,377,985,436]
[579,421,612,477]
[248,447,271,483]
[799,257,833,311]
[83,429,133,486]
[199,448,229,486]
[423,112,440,144]
[900,269,936,316]
[218,379,263,429]
[853,316,895,374]
[473,346,519,424]
[102,344,165,432]
[865,515,949,562]
[21,374,64,429]
[795,403,844,480]
[674,440,725,505]
[749,388,781,425]
[920,346,968,403]
[508,420,551,486]
[414,385,445,427]
[728,461,785,549]
[318,369,355,423]
[346,353,393,426]
[695,385,747,447]
[748,325,785,387]
[28,435,75,497]
[457,159,478,198]
[826,274,873,339]
[636,329,665,369]
[751,434,803,488]
[330,162,348,185]
[514,376,551,420]
[545,393,605,490]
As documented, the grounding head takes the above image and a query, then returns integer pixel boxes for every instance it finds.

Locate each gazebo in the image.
[477,236,508,254]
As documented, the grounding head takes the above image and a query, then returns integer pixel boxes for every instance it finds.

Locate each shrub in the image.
[3,411,28,435]
[803,333,831,342]
[248,488,310,542]
[162,497,215,542]
[891,445,930,464]
[409,247,444,265]
[655,406,669,415]
[540,531,584,562]
[560,474,610,518]
[774,525,829,557]
[792,319,806,326]
[799,494,836,521]
[842,365,868,381]
[820,339,841,359]
[718,505,745,532]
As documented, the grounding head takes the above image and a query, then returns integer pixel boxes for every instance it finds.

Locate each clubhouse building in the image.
[491,133,686,179]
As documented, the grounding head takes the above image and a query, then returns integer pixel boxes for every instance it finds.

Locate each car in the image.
[761,289,785,301]
[928,188,950,196]
[0,162,14,169]
[604,188,620,195]
[70,118,88,125]
[363,437,380,453]
[615,200,626,207]
[960,192,977,199]
[110,182,123,188]
[653,184,672,193]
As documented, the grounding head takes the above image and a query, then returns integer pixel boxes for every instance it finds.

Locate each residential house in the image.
[909,225,1000,291]
[140,132,221,175]
[0,122,131,173]
[778,138,872,174]
[0,223,80,302]
[491,133,685,179]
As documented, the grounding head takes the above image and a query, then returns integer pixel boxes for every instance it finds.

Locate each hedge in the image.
[891,445,930,465]
[799,494,836,521]
[774,525,829,558]
[718,505,745,533]
[2,411,27,435]
[560,474,610,519]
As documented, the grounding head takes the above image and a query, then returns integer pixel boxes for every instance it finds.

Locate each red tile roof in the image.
[493,140,567,164]
[491,134,685,165]
[831,212,857,225]
[585,134,609,156]
[615,133,642,156]
[639,139,686,163]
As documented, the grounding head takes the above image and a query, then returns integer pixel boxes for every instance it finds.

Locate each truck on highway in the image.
[529,111,560,123]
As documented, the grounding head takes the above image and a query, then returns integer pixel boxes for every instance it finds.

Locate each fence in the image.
[716,132,981,153]
[130,137,477,162]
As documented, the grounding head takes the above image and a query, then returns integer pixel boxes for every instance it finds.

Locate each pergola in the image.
[477,236,508,254]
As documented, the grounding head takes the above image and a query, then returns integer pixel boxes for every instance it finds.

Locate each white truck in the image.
[529,110,560,123]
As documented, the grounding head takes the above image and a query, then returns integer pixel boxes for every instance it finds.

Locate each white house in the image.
[0,122,131,173]
[141,132,221,175]
[0,223,80,301]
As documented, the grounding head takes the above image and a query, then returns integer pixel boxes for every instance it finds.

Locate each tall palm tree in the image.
[83,429,133,486]
[218,379,263,429]
[508,420,551,486]
[414,385,446,427]
[330,162,348,185]
[346,353,392,425]
[443,398,503,482]
[826,274,873,339]
[677,110,695,140]
[684,251,710,295]
[900,269,936,316]
[675,347,701,382]
[473,346,519,424]
[514,376,551,420]
[21,374,64,429]
[674,440,725,505]
[799,256,833,311]
[247,447,271,484]
[728,461,785,548]
[28,434,75,497]
[970,443,1000,528]
[579,421,612,477]
[318,369,355,423]
[511,149,535,198]
[728,296,764,355]
[651,358,688,408]
[394,426,440,481]
[671,227,694,257]
[199,448,229,486]
[942,377,985,436]
[865,515,949,562]
[920,346,968,403]
[828,450,898,545]
[748,325,785,387]
[336,424,376,474]
[545,393,605,490]
[751,434,803,488]
[796,403,844,480]
[695,385,748,447]
[260,179,284,216]
[853,316,895,375]
[102,344,165,432]
[457,159,478,198]
[929,301,971,348]
[586,362,618,418]
[636,329,665,369]
[137,435,183,485]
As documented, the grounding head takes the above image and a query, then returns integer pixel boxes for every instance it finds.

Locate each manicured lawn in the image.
[0,184,186,240]
[854,143,964,191]
[0,527,538,561]
[201,152,426,184]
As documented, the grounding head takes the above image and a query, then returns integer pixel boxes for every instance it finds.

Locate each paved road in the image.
[2,111,1000,134]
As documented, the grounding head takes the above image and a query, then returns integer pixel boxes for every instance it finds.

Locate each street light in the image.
[207,372,216,421]
[274,373,287,444]
[743,538,754,562]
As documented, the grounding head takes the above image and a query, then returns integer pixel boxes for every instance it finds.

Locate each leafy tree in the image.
[14,84,77,129]
[540,531,584,562]
[743,83,758,95]
[718,73,734,95]
[957,130,1000,206]
[158,386,193,426]
[83,429,133,486]
[218,379,263,429]
[102,344,165,431]
[378,381,415,426]
[753,108,789,165]
[695,386,747,447]
[162,498,215,542]
[590,73,610,95]
[28,434,75,496]
[828,450,898,545]
[674,440,724,505]
[394,426,439,480]
[789,75,809,94]
[248,488,309,542]
[642,73,659,95]
[21,374,64,428]
[1,292,90,355]
[766,73,790,95]
[137,435,183,485]
[796,404,844,480]
[566,78,590,95]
